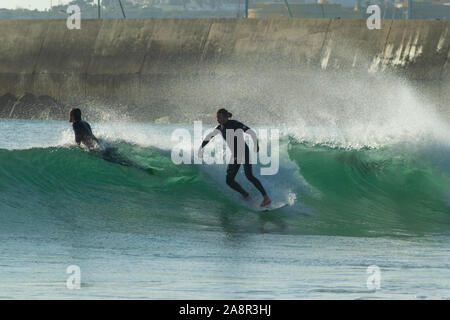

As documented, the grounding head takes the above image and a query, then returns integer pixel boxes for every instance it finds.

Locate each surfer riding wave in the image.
[198,108,272,207]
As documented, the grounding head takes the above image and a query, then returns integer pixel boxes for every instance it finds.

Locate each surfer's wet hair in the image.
[69,108,82,122]
[217,108,232,118]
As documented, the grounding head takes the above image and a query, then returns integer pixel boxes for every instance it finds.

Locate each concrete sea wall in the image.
[0,18,448,123]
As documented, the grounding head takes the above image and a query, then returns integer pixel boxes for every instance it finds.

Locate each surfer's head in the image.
[69,108,82,122]
[216,108,232,125]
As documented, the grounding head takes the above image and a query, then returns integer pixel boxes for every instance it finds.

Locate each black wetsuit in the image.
[72,120,139,168]
[72,120,97,149]
[201,120,267,198]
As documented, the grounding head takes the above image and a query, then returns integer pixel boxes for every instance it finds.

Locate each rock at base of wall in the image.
[0,93,18,118]
[37,95,66,120]
[5,93,66,120]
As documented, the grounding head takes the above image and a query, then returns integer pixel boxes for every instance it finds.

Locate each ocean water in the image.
[0,118,449,299]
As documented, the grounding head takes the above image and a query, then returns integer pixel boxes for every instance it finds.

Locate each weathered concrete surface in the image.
[374,20,450,80]
[0,93,17,118]
[440,43,450,118]
[0,18,448,122]
[318,19,390,72]
[32,19,102,101]
[0,20,48,96]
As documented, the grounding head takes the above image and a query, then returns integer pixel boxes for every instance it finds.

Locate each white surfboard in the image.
[250,201,288,212]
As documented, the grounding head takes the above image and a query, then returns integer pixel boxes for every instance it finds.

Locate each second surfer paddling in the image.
[198,108,272,207]
[69,108,99,149]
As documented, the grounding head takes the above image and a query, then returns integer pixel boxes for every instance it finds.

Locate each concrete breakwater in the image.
[0,18,448,123]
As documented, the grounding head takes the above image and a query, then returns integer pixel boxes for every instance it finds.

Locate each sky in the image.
[0,1,73,11]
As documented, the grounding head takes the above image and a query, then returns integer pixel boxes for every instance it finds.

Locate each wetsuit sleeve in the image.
[239,122,259,148]
[87,122,99,143]
[73,123,81,145]
[201,126,220,148]
[235,121,251,132]
[74,132,81,145]
[82,121,99,143]
[85,122,92,134]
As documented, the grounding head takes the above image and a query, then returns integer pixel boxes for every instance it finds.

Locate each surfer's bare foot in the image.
[260,196,272,207]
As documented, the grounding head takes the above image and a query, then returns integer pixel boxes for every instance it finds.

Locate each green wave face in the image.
[287,139,450,237]
[0,139,449,238]
[0,144,233,234]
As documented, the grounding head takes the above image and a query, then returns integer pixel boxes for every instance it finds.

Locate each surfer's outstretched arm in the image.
[197,128,220,158]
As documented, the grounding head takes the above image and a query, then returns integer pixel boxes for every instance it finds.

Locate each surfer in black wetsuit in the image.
[69,108,99,149]
[68,108,152,170]
[198,108,272,207]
